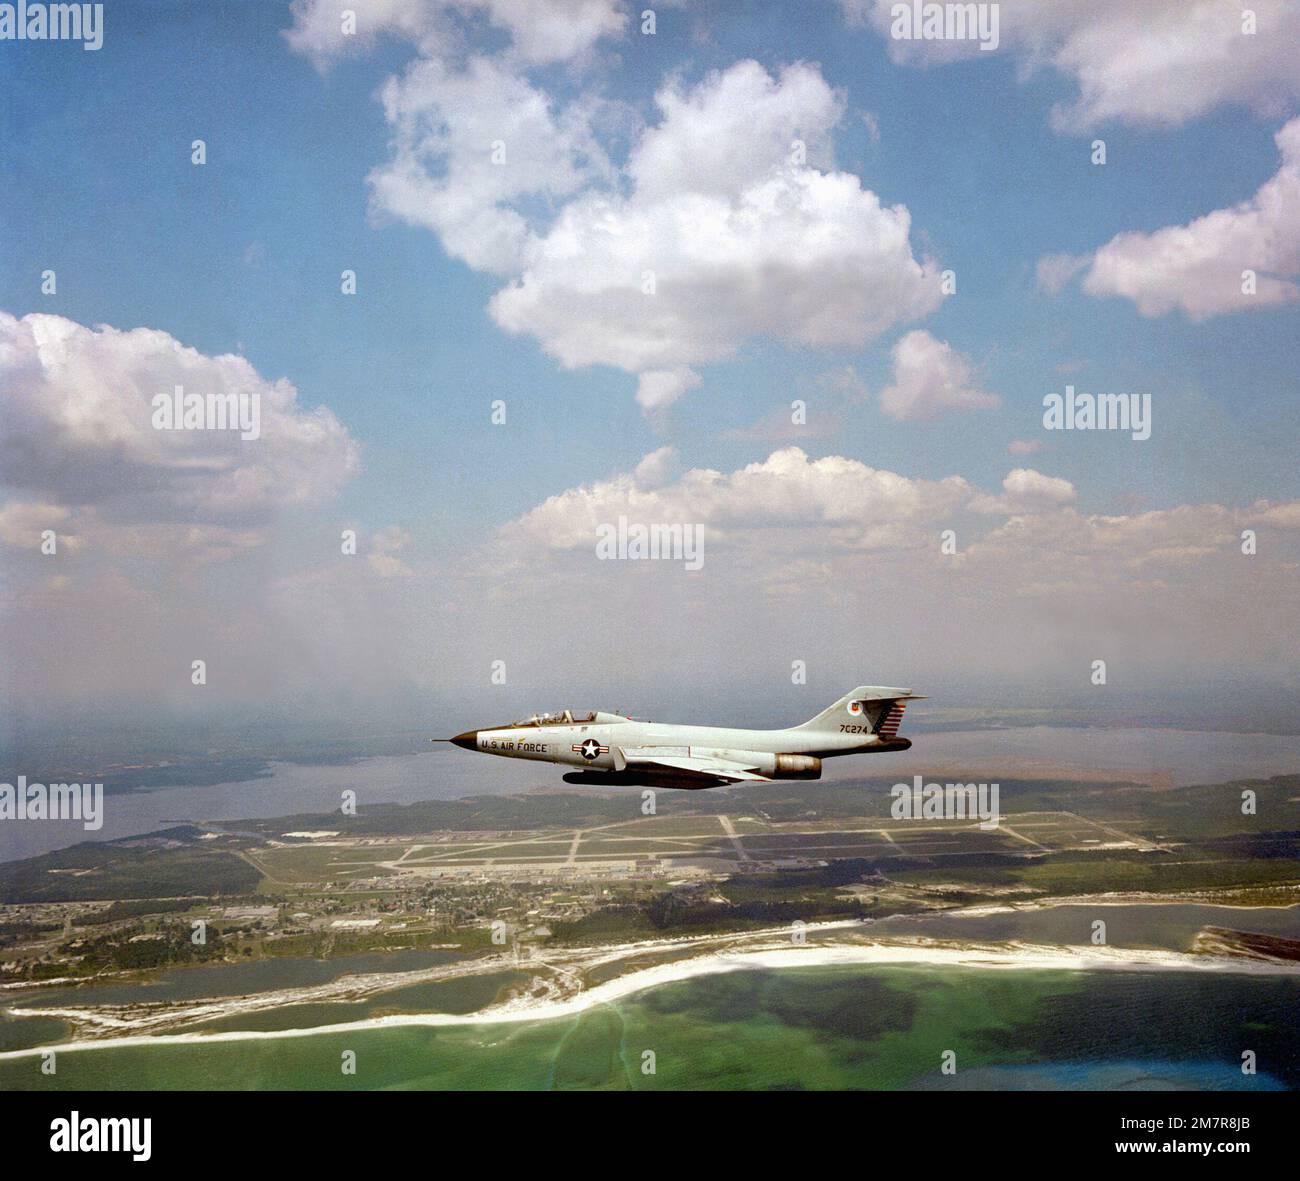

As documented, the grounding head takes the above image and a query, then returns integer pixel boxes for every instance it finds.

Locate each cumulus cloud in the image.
[488,62,944,410]
[501,446,976,555]
[369,52,615,274]
[492,448,1300,678]
[285,0,444,65]
[843,0,1300,131]
[969,468,1077,514]
[878,329,998,421]
[290,4,628,274]
[632,445,679,491]
[0,312,360,531]
[0,305,366,707]
[1075,117,1300,318]
[287,6,949,416]
[495,446,1298,615]
[625,57,840,200]
[477,0,628,63]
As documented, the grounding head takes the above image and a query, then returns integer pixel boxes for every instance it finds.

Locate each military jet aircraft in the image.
[439,685,922,789]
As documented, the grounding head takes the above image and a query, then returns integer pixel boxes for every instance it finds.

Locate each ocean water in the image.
[2,967,1295,1091]
[865,902,1300,948]
[5,903,1297,1058]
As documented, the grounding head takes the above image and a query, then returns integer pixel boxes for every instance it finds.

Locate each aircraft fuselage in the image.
[444,686,921,789]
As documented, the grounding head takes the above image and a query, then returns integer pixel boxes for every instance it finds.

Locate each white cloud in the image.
[626,59,840,201]
[493,451,1300,675]
[635,368,701,412]
[500,446,976,555]
[632,445,679,491]
[476,0,628,64]
[492,162,944,380]
[969,467,1077,514]
[878,329,998,421]
[289,23,949,413]
[0,312,359,530]
[1077,117,1300,318]
[494,446,1300,637]
[845,0,1300,131]
[369,52,614,274]
[287,0,627,273]
[489,62,944,409]
[285,0,445,67]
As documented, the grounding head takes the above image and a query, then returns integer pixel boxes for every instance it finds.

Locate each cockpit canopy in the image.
[512,710,597,726]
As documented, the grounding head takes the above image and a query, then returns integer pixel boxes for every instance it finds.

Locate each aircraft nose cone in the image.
[450,730,478,751]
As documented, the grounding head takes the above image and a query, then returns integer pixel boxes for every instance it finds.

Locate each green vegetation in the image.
[77,898,200,925]
[0,828,261,903]
[0,919,62,948]
[0,773,1294,984]
[59,921,229,973]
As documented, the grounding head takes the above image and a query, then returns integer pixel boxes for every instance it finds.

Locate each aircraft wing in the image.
[618,748,772,785]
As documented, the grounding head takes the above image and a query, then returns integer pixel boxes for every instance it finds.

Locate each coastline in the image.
[5,927,1300,1062]
[944,893,1300,918]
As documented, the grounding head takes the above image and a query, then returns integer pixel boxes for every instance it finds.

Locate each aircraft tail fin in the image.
[794,685,924,734]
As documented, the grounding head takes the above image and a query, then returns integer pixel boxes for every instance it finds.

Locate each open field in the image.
[1,774,1294,985]
[240,806,1258,886]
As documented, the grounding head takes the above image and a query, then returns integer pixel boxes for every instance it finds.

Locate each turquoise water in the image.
[2,966,1295,1091]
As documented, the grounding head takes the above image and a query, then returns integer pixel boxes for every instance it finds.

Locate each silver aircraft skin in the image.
[442,685,922,790]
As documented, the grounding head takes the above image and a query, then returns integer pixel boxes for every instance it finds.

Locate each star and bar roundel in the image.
[573,739,610,760]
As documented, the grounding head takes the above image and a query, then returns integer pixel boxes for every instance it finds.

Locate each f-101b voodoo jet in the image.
[440,686,922,790]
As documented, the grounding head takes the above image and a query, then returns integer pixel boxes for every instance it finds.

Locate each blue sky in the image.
[3,1,1295,526]
[1,1,1298,739]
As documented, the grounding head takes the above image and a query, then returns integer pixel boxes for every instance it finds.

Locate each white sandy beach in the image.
[4,928,1300,1061]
